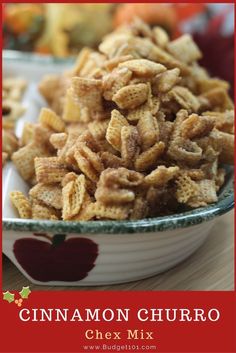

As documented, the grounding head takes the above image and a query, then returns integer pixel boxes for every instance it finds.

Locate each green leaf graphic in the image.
[3,291,15,303]
[19,287,31,299]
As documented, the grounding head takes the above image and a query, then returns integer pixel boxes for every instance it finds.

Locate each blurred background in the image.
[3,3,234,96]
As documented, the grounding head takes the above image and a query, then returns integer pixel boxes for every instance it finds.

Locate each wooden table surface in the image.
[2,210,234,291]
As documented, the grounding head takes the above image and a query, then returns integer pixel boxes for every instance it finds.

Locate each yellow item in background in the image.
[36,4,114,57]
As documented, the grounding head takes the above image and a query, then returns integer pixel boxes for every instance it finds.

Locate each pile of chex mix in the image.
[10,18,234,221]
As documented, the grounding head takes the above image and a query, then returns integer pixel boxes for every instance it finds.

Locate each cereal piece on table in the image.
[10,191,32,219]
[7,87,23,102]
[35,157,69,184]
[121,126,140,167]
[29,183,62,210]
[62,174,86,220]
[87,202,130,220]
[106,110,129,151]
[39,107,65,132]
[103,67,132,100]
[2,119,15,130]
[3,77,27,101]
[72,77,105,121]
[180,114,214,139]
[2,130,18,156]
[118,59,166,78]
[166,86,200,113]
[2,152,8,166]
[130,196,149,220]
[152,68,180,94]
[112,83,149,109]
[49,133,68,150]
[144,166,179,187]
[32,200,59,220]
[12,142,49,181]
[167,34,202,64]
[2,99,25,121]
[137,112,159,151]
[188,179,217,208]
[152,26,169,48]
[175,174,199,204]
[135,141,165,171]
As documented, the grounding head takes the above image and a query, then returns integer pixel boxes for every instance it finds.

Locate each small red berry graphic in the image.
[15,298,23,307]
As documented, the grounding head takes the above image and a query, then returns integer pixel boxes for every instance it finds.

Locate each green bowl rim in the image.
[3,190,234,234]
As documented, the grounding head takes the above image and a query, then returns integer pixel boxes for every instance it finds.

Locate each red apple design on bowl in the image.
[13,233,98,282]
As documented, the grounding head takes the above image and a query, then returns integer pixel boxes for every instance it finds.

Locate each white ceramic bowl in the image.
[3,175,234,286]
